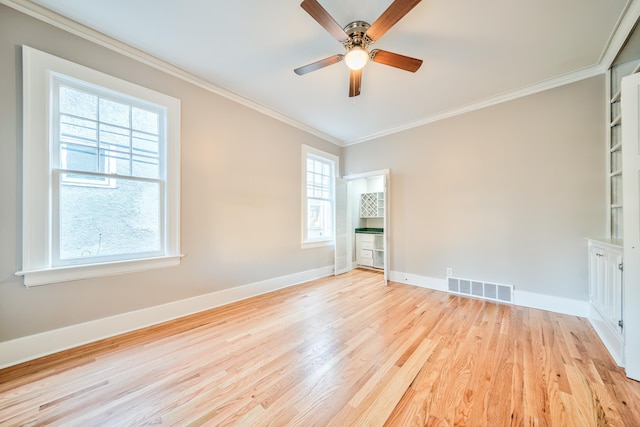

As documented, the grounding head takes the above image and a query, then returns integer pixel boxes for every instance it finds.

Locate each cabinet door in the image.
[604,251,623,333]
[588,246,598,304]
[589,243,623,335]
[589,246,604,310]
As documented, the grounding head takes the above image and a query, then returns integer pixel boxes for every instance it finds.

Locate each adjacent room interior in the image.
[1,0,640,425]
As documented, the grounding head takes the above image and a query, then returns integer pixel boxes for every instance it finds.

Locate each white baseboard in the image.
[588,305,625,367]
[513,290,590,318]
[390,270,589,318]
[389,270,447,292]
[0,265,334,369]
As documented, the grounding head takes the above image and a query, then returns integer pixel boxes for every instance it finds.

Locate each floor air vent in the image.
[447,277,513,304]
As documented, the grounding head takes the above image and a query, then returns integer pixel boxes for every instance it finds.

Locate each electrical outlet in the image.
[446,267,453,277]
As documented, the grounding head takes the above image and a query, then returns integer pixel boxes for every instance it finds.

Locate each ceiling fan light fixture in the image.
[344,46,369,70]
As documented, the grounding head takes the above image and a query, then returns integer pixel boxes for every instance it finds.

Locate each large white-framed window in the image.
[18,46,181,286]
[302,145,339,248]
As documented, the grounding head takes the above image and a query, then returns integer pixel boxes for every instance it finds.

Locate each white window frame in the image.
[301,144,339,249]
[17,46,181,287]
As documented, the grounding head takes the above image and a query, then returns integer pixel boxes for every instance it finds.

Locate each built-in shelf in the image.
[359,192,384,218]
[607,58,640,240]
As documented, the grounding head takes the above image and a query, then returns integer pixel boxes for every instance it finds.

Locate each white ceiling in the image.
[26,0,633,145]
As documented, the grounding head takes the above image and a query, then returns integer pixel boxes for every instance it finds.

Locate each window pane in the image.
[100,150,131,175]
[58,174,161,261]
[99,98,130,127]
[60,143,98,173]
[100,123,131,153]
[132,107,158,134]
[132,155,159,179]
[59,86,97,120]
[307,199,331,240]
[132,131,159,158]
[60,115,97,147]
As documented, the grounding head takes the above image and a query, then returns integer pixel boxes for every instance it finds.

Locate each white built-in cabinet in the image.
[591,58,630,364]
[588,239,624,365]
[356,191,385,269]
[355,232,384,269]
[588,29,640,376]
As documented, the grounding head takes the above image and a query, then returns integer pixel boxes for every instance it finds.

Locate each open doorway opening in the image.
[335,170,389,283]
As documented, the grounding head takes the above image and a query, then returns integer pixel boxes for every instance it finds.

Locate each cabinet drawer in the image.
[359,234,375,242]
[360,259,374,267]
[361,241,374,250]
[360,249,373,258]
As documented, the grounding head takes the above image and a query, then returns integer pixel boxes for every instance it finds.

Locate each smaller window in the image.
[301,145,339,248]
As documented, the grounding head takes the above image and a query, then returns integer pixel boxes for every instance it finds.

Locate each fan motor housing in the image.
[343,20,371,48]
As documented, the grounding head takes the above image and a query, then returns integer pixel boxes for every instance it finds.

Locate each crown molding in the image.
[599,0,640,68]
[343,63,606,146]
[0,0,343,146]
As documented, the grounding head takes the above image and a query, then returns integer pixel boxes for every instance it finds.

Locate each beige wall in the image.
[344,76,607,300]
[0,5,340,341]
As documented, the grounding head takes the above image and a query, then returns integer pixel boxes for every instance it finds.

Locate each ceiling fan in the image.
[294,0,423,97]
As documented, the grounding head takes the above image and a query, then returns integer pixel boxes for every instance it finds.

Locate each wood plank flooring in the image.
[1,269,639,426]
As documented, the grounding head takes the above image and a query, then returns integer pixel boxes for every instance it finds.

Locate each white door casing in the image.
[334,177,349,275]
[383,172,390,284]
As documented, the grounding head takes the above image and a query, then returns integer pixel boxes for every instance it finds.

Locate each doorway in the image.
[335,170,389,283]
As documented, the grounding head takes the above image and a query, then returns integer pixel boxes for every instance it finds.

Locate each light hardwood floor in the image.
[1,269,639,426]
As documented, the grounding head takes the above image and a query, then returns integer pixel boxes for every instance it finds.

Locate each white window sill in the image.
[16,255,184,287]
[301,240,335,250]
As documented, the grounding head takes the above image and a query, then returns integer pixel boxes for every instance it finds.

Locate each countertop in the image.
[355,228,384,235]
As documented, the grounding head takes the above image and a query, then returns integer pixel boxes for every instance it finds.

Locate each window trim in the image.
[17,46,181,286]
[301,144,339,249]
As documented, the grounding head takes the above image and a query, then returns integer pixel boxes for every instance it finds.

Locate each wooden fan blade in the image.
[349,69,362,97]
[301,0,350,43]
[370,49,422,72]
[294,54,344,75]
[365,0,421,42]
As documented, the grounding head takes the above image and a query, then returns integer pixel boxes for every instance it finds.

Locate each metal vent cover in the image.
[447,276,513,304]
